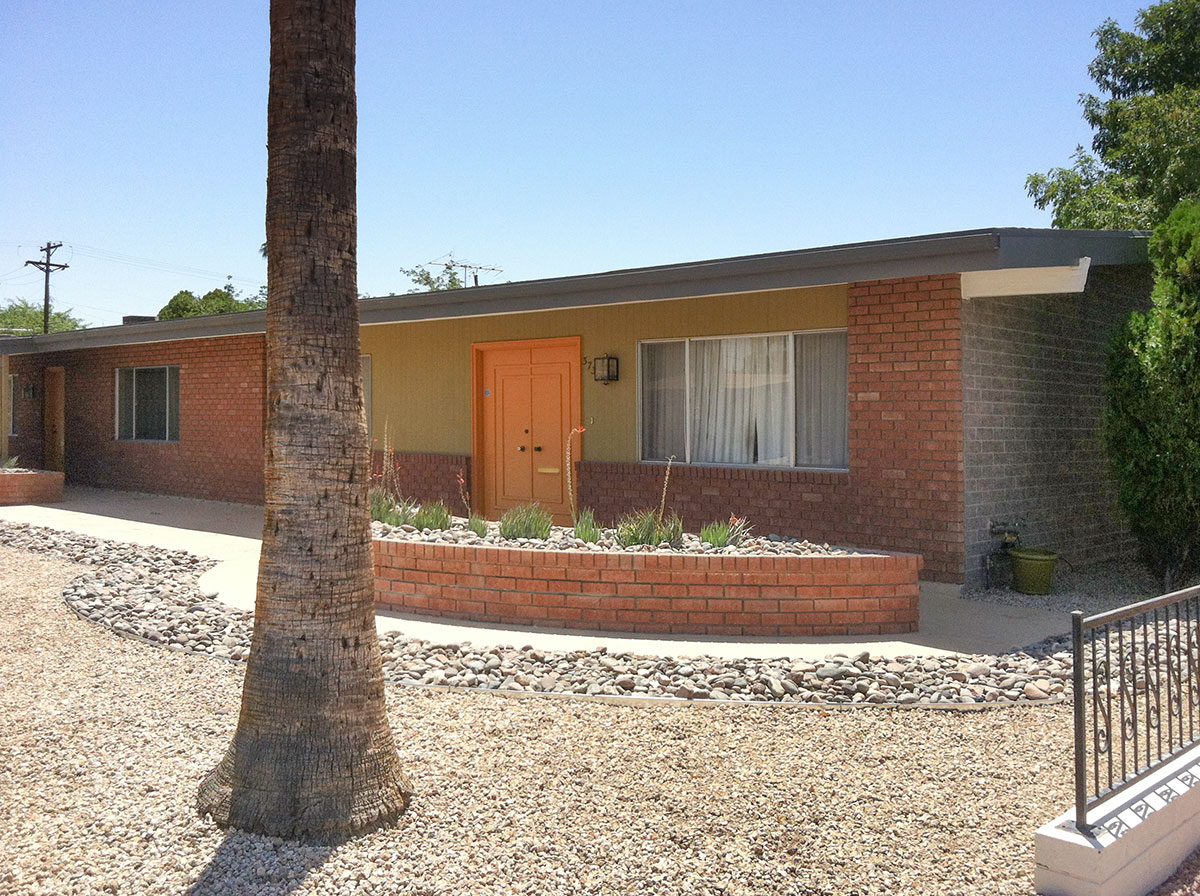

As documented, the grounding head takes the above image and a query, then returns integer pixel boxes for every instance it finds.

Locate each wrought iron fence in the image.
[1072,584,1200,831]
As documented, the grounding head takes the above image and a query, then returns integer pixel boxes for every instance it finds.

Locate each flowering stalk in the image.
[657,455,675,524]
[455,469,471,517]
[565,425,586,522]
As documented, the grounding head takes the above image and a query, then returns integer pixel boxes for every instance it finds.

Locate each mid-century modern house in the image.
[0,227,1152,587]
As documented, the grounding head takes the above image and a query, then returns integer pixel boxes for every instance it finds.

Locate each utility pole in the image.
[25,242,68,334]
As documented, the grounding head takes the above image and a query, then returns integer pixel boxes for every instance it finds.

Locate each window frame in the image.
[114,365,181,443]
[637,328,849,472]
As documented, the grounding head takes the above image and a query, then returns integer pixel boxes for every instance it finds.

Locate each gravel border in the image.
[0,520,1075,706]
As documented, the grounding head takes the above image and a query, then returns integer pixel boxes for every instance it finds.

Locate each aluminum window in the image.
[639,330,848,470]
[116,366,180,441]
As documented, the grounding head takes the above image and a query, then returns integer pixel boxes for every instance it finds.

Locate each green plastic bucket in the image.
[1010,548,1058,595]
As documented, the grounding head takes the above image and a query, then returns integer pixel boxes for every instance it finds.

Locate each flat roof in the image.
[0,226,1148,354]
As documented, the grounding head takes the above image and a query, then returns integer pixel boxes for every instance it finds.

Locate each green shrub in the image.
[573,507,601,543]
[468,514,488,537]
[657,512,683,548]
[701,519,730,547]
[1103,200,1200,590]
[616,509,683,548]
[413,500,451,531]
[369,488,417,527]
[499,503,553,539]
[616,509,659,546]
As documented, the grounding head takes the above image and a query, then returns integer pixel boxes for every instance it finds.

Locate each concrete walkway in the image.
[0,486,1072,660]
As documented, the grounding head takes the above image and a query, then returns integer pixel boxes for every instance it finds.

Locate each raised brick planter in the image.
[373,540,922,636]
[0,470,65,505]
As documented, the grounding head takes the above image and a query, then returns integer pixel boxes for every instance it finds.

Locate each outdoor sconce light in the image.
[592,354,619,384]
[22,383,35,400]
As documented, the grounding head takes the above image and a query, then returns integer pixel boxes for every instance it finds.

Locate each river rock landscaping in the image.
[0,520,1067,705]
[372,515,853,556]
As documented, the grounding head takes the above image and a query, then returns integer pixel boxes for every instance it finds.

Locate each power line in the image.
[24,242,68,334]
[65,243,262,288]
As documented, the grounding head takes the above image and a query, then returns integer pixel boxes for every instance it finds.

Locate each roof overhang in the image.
[0,227,1149,355]
[960,257,1092,300]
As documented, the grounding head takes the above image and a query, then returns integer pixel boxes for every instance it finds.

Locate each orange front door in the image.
[474,337,580,523]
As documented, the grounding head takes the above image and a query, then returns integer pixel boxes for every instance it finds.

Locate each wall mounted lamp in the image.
[592,354,619,384]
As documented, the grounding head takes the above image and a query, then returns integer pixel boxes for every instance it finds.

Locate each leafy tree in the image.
[157,277,267,319]
[1027,0,1200,229]
[399,262,463,292]
[1103,199,1200,590]
[196,0,412,838]
[0,298,85,334]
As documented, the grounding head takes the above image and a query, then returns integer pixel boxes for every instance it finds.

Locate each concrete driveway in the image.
[0,485,1071,660]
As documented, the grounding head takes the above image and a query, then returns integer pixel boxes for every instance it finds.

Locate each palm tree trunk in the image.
[197,0,412,840]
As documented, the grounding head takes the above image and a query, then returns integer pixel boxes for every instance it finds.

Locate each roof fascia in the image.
[0,228,1148,354]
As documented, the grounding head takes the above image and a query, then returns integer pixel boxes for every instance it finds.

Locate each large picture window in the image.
[116,366,180,441]
[639,330,848,470]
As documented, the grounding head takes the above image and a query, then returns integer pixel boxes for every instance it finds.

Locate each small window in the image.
[8,374,15,437]
[116,366,180,441]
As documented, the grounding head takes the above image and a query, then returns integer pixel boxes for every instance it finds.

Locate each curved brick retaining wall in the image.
[373,540,922,637]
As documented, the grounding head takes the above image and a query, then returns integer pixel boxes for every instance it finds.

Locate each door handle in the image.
[518,446,526,452]
[534,446,542,452]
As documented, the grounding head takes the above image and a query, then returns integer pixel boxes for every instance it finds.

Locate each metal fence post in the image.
[1072,610,1089,832]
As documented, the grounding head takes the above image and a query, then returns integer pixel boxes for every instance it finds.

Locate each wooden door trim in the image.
[43,366,66,473]
[470,336,581,520]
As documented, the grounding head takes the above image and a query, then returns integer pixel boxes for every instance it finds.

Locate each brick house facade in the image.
[7,334,265,504]
[0,229,1152,587]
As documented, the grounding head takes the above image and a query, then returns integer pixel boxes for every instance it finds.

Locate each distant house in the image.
[0,227,1151,587]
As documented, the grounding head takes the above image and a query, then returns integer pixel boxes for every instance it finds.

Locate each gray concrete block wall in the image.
[961,265,1152,588]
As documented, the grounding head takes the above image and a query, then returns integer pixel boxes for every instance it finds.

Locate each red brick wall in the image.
[0,470,64,504]
[8,334,266,503]
[371,450,471,511]
[374,539,921,636]
[579,275,966,582]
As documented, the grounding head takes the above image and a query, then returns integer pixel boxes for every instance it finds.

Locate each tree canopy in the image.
[398,262,463,293]
[1027,0,1200,229]
[0,298,85,335]
[157,278,267,319]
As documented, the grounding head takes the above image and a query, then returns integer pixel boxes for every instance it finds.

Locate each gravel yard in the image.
[2,542,1199,895]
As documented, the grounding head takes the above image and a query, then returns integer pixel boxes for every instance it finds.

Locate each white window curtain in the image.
[690,334,790,466]
[795,331,848,468]
[639,341,687,461]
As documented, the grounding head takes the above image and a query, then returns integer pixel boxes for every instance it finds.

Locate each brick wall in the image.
[961,265,1152,587]
[580,274,966,583]
[374,538,921,636]
[0,470,64,504]
[8,334,266,503]
[371,450,471,510]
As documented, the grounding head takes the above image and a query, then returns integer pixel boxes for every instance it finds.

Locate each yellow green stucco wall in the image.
[360,284,847,462]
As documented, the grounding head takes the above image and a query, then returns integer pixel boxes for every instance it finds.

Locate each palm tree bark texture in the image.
[197,0,413,840]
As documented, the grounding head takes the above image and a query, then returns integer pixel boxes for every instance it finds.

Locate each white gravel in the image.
[0,543,1155,895]
[5,533,1200,895]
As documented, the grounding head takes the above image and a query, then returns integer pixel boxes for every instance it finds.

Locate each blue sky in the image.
[1,1,1147,327]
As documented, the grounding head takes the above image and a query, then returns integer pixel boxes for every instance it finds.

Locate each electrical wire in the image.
[64,243,262,288]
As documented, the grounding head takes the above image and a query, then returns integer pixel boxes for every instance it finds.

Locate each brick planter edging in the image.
[0,470,65,505]
[374,540,922,636]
